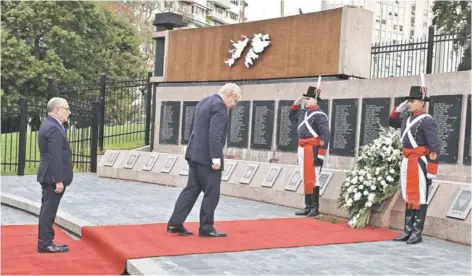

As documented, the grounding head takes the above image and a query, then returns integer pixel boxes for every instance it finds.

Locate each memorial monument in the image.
[97,7,471,245]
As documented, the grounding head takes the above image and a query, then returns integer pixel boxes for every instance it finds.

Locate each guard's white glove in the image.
[426,173,436,179]
[395,100,408,112]
[293,96,304,106]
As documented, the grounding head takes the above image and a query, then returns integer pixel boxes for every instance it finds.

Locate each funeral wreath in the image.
[337,125,402,229]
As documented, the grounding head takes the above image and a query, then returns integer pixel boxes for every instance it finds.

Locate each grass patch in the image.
[1,123,147,175]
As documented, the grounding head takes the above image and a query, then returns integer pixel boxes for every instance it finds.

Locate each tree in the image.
[1,1,146,105]
[432,0,471,71]
[104,1,191,71]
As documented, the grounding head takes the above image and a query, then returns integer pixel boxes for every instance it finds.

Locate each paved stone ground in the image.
[1,204,38,225]
[2,173,471,275]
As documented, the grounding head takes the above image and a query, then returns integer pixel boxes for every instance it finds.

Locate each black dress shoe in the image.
[199,230,227,237]
[55,243,68,248]
[167,224,193,236]
[38,245,69,253]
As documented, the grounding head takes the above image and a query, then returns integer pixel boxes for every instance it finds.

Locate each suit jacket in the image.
[36,116,74,186]
[185,94,228,170]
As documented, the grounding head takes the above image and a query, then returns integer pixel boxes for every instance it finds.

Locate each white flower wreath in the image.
[337,125,402,229]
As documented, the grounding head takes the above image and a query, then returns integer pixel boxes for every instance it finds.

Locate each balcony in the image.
[207,8,230,24]
[208,0,231,9]
[178,0,207,8]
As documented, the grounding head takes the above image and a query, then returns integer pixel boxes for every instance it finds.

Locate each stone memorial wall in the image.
[98,7,471,245]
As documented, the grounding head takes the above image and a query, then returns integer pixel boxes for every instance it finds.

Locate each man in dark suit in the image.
[37,97,73,253]
[167,83,242,238]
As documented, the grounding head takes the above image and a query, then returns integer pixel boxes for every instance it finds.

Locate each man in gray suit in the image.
[37,97,73,253]
[167,83,242,238]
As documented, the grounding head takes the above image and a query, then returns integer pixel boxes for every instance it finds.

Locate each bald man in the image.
[37,97,73,253]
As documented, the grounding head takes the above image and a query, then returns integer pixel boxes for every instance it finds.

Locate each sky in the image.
[245,0,322,22]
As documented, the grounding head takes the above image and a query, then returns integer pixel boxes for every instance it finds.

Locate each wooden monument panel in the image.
[165,9,342,82]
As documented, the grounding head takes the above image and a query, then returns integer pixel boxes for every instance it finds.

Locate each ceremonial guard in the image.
[388,77,440,244]
[289,80,330,217]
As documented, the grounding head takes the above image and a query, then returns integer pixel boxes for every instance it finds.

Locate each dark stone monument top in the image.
[429,95,462,164]
[251,101,274,150]
[464,95,471,165]
[329,98,358,157]
[153,12,186,31]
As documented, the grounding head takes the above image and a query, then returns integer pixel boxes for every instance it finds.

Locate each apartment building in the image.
[177,0,248,28]
[321,0,434,43]
[321,0,436,77]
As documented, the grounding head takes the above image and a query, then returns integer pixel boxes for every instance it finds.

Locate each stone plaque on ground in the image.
[228,101,250,148]
[285,168,302,192]
[160,156,178,173]
[142,154,159,171]
[276,100,298,152]
[179,163,189,176]
[123,152,139,169]
[104,151,119,167]
[239,163,259,184]
[261,166,282,188]
[360,98,390,146]
[222,161,237,182]
[318,171,333,196]
[329,99,358,156]
[181,101,198,144]
[429,95,462,164]
[446,186,471,220]
[159,101,181,145]
[251,101,275,150]
[464,95,471,165]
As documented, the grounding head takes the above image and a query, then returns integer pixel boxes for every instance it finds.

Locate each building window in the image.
[399,25,403,31]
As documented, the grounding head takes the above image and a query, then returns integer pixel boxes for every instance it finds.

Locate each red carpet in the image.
[1,218,398,275]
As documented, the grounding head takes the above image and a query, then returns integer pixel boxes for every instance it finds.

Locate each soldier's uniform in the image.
[388,85,440,244]
[289,86,330,217]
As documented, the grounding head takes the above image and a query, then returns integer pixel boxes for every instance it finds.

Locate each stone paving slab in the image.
[1,204,38,225]
[1,173,471,275]
[1,174,298,226]
[149,240,471,275]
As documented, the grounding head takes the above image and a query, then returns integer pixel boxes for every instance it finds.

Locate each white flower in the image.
[370,185,377,191]
[351,177,358,184]
[377,176,383,181]
[389,168,395,174]
[368,193,376,202]
[359,185,364,190]
[386,176,394,182]
[354,192,362,201]
[381,180,387,186]
[365,202,373,207]
[359,176,365,182]
[367,173,372,180]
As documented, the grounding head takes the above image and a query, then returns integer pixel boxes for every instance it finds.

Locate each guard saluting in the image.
[388,76,440,244]
[289,80,330,217]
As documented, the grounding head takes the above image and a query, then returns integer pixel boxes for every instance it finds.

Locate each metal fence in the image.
[1,97,99,176]
[370,26,470,78]
[0,73,152,175]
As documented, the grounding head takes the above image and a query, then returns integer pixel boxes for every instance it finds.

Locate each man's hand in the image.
[293,96,304,106]
[395,100,408,112]
[211,158,221,171]
[55,182,64,194]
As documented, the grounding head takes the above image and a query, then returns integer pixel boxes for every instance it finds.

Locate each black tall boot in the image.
[307,186,320,217]
[295,194,313,216]
[393,204,415,241]
[407,204,427,244]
